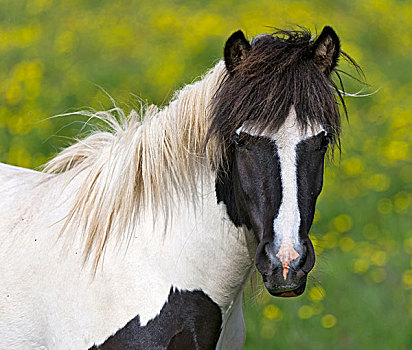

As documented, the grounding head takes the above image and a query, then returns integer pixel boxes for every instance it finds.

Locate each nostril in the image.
[291,243,308,271]
[255,241,272,275]
[300,240,315,273]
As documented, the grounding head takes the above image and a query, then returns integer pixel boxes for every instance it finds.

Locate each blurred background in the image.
[0,0,410,349]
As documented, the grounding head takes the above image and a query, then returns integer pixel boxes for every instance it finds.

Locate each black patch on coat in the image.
[90,288,222,350]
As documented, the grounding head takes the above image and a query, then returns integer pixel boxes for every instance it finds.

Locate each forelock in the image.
[208,29,342,150]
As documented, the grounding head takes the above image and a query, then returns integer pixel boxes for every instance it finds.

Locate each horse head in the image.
[211,27,342,297]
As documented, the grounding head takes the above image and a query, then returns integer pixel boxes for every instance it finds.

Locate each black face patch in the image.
[90,288,222,350]
[215,131,328,296]
[216,134,282,241]
[296,132,329,238]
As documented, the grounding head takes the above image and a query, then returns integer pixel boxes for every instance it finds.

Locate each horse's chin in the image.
[271,290,300,298]
[266,280,307,298]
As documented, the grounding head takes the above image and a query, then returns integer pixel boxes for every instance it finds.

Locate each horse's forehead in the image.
[236,107,325,145]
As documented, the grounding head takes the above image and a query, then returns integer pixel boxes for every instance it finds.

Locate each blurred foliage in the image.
[0,0,411,349]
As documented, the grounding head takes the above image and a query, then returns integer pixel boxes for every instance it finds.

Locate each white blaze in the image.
[273,108,303,279]
[272,108,324,279]
[238,107,324,280]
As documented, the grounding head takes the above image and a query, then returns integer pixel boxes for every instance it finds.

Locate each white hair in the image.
[44,61,226,268]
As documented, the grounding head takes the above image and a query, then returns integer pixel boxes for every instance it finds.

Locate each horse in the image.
[0,26,354,349]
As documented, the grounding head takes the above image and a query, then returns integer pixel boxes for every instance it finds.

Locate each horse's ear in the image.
[224,30,251,74]
[312,26,340,75]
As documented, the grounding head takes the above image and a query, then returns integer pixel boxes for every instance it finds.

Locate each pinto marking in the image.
[90,288,222,349]
[0,26,358,347]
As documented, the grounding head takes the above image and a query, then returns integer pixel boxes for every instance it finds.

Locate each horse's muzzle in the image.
[255,239,315,297]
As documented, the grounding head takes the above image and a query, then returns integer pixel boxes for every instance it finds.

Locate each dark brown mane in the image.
[208,29,352,150]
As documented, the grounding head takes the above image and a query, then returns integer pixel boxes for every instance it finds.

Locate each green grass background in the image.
[0,1,411,349]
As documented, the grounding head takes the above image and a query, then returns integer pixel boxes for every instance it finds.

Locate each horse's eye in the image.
[314,132,331,152]
[231,133,244,147]
[320,134,331,151]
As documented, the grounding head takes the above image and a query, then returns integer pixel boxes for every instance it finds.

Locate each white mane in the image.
[44,61,226,267]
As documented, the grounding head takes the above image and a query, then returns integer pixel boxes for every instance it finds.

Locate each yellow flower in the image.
[394,192,411,213]
[371,251,387,266]
[298,305,313,319]
[354,259,370,274]
[402,270,412,286]
[377,199,392,215]
[321,314,337,328]
[5,83,23,106]
[366,174,391,192]
[308,286,325,302]
[342,157,364,177]
[263,305,282,321]
[333,214,353,233]
[383,140,409,162]
[339,237,355,252]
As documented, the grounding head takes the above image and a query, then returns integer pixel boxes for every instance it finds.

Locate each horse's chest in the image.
[90,288,222,350]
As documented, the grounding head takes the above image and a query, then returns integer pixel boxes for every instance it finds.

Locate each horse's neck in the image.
[162,177,256,311]
[100,173,256,317]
